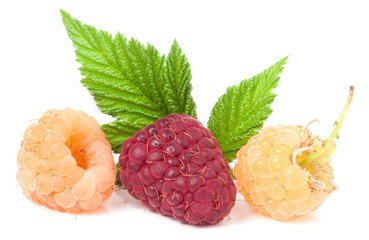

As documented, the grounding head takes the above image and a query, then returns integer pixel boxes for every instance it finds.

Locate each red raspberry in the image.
[118,114,237,224]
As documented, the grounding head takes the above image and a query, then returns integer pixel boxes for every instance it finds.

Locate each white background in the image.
[1,0,368,239]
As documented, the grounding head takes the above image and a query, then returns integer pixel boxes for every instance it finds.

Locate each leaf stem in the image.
[115,162,122,187]
[299,86,354,167]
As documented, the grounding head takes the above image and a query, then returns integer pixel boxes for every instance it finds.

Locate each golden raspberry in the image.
[234,125,333,220]
[17,108,116,212]
[234,86,354,220]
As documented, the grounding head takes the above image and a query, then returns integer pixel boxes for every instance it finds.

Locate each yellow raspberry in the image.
[17,108,116,212]
[234,87,354,220]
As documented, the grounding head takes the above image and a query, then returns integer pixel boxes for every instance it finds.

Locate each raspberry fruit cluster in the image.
[17,108,116,212]
[234,125,332,220]
[234,87,353,220]
[118,114,237,224]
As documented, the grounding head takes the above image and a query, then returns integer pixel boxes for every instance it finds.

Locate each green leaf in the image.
[101,117,147,153]
[207,56,288,162]
[60,10,197,153]
[163,39,197,118]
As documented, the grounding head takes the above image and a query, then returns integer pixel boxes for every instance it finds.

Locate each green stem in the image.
[299,86,354,167]
[115,162,122,187]
[230,166,235,179]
